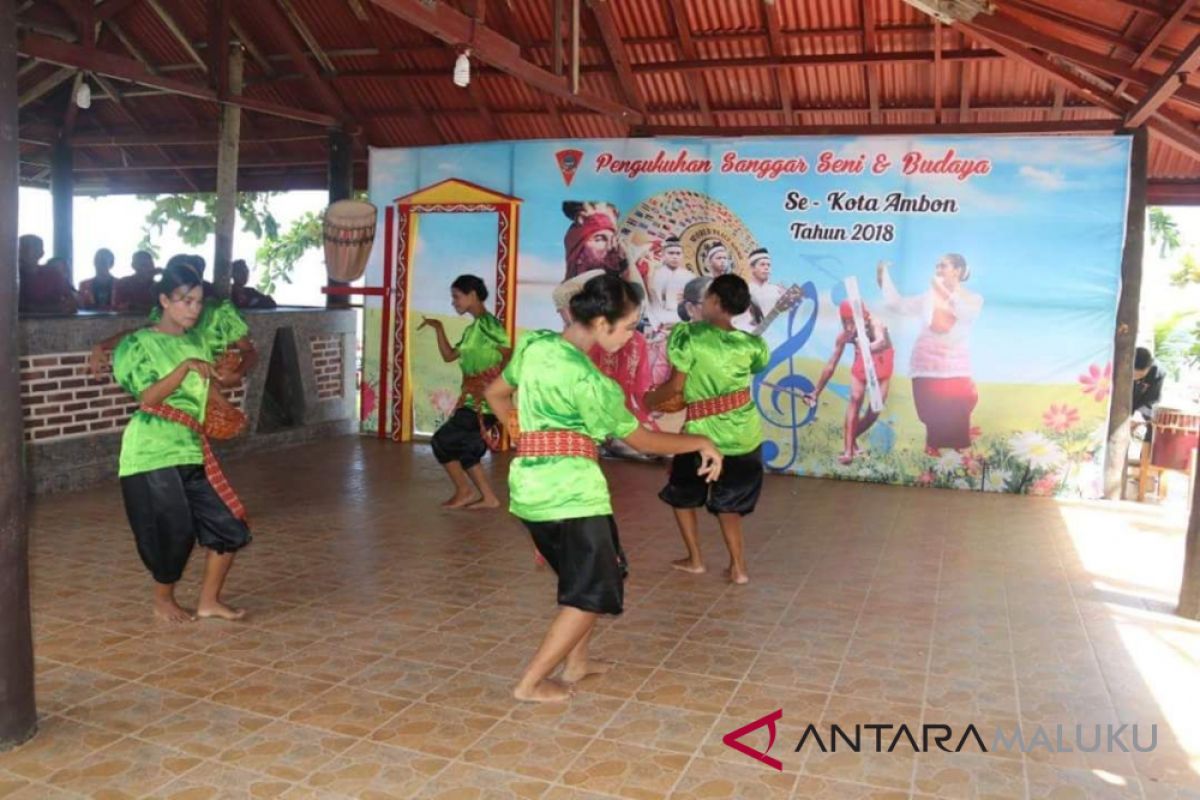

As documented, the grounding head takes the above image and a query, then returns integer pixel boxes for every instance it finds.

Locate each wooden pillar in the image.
[0,0,39,751]
[326,128,353,309]
[1179,476,1200,619]
[50,136,73,284]
[212,43,244,299]
[1103,127,1148,500]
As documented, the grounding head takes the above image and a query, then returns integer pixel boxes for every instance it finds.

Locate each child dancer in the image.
[484,274,723,703]
[420,275,511,509]
[645,274,769,585]
[806,300,894,464]
[112,261,251,623]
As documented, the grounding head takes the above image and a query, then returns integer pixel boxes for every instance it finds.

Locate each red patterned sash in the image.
[515,430,599,461]
[139,404,248,522]
[686,388,752,422]
[457,363,504,410]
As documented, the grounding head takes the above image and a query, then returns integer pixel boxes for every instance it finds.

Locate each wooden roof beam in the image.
[762,0,795,125]
[18,65,74,107]
[19,32,340,126]
[96,0,141,21]
[632,48,999,73]
[648,120,1124,136]
[1102,0,1200,22]
[663,0,713,125]
[1114,0,1200,99]
[340,0,443,145]
[862,0,880,124]
[366,0,643,124]
[145,0,206,72]
[487,1,568,136]
[934,20,943,123]
[1126,32,1200,125]
[586,0,648,123]
[957,20,1200,160]
[970,12,1200,112]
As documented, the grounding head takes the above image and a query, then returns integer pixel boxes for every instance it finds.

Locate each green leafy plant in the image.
[1149,207,1182,258]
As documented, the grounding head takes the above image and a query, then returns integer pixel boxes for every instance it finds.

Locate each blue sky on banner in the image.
[368,135,1131,384]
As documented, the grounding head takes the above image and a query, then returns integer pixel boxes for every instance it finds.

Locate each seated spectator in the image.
[79,248,117,311]
[231,259,277,310]
[1133,346,1166,432]
[113,250,158,314]
[18,235,77,314]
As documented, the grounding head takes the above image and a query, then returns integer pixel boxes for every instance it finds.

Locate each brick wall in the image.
[311,335,344,400]
[20,352,246,445]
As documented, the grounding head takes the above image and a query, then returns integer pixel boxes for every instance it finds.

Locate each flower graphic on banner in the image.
[1078,363,1113,403]
[1030,474,1061,496]
[983,468,1011,493]
[934,451,963,476]
[917,471,935,487]
[1042,403,1081,433]
[1009,431,1066,470]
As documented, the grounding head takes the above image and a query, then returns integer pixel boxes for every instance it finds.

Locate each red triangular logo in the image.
[722,709,783,771]
[556,148,584,186]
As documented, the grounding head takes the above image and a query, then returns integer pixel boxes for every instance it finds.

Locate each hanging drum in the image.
[323,199,378,283]
[1150,406,1200,472]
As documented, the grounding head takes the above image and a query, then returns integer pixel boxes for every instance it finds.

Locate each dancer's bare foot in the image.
[561,659,613,683]
[726,566,750,585]
[196,601,247,621]
[442,492,478,509]
[671,558,706,575]
[512,678,572,703]
[465,497,501,510]
[154,597,196,624]
[838,452,854,465]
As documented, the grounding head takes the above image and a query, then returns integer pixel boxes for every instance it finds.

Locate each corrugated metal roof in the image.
[13,0,1200,194]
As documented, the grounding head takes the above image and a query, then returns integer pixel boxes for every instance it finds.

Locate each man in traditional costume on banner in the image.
[697,237,759,334]
[558,204,657,454]
[877,254,983,456]
[563,202,635,284]
[648,237,693,328]
[747,248,785,320]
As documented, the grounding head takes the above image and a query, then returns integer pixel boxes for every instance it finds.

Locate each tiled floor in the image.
[3,436,1199,799]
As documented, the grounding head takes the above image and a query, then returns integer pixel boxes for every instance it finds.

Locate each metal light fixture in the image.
[900,0,993,23]
[453,49,471,88]
[75,80,91,109]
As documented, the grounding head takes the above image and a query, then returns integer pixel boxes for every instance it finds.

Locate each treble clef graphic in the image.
[753,280,819,471]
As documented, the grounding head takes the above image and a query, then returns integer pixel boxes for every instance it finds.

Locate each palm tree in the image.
[1149,207,1182,258]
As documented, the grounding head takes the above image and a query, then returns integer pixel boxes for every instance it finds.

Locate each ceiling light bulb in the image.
[453,50,470,88]
[75,81,91,109]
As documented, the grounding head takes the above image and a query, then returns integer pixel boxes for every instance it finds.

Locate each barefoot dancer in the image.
[807,300,894,465]
[420,275,511,509]
[112,262,251,623]
[485,274,723,703]
[645,275,769,585]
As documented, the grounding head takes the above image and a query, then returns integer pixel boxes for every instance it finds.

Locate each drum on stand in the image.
[323,199,378,283]
[1150,406,1200,472]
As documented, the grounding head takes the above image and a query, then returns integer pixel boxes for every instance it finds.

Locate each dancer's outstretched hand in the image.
[418,316,442,331]
[696,440,723,483]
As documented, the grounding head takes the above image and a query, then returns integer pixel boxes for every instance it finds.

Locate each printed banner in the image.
[361,136,1131,498]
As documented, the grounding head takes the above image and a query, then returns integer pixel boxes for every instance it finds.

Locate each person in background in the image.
[114,250,159,314]
[18,235,77,315]
[231,260,277,310]
[1133,347,1166,439]
[80,248,117,311]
